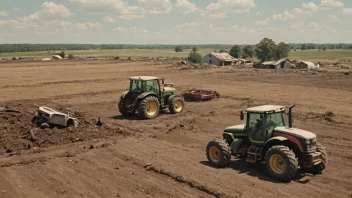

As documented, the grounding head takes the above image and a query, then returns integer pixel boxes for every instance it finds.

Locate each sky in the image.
[0,0,351,44]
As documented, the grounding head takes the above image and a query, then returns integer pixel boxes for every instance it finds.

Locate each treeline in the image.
[0,43,351,53]
[288,43,352,50]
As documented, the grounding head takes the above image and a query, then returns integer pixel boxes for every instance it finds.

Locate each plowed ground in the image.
[0,60,351,198]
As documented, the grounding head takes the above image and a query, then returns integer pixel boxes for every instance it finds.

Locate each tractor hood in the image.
[164,87,176,92]
[274,127,316,140]
[224,124,245,133]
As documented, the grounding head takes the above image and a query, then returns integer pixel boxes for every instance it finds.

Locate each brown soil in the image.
[0,60,351,198]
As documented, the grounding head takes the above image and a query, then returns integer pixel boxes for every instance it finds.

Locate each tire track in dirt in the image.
[0,77,126,89]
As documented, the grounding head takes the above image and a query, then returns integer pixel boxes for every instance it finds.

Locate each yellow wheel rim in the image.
[174,100,183,112]
[146,101,157,116]
[209,146,221,162]
[269,154,286,174]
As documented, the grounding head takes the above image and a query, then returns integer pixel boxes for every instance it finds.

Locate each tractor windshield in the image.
[266,112,286,129]
[130,80,144,92]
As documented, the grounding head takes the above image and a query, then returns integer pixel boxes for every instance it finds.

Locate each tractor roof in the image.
[129,76,159,81]
[246,105,285,113]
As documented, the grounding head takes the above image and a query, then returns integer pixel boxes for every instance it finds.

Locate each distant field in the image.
[1,48,352,62]
[288,50,352,62]
[0,48,215,59]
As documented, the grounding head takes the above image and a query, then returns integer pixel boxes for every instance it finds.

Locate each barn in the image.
[256,58,295,69]
[296,61,318,70]
[202,53,236,66]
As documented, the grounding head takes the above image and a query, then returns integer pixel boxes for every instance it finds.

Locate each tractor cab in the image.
[241,105,286,145]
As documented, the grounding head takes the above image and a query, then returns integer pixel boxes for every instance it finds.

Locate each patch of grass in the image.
[288,50,352,61]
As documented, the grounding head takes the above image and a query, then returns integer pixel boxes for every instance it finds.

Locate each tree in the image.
[255,38,276,62]
[219,49,227,53]
[275,42,289,59]
[349,45,352,49]
[242,45,254,59]
[323,46,327,51]
[174,45,183,52]
[301,44,306,51]
[187,52,202,63]
[192,46,198,52]
[229,45,242,58]
[68,54,75,59]
[58,50,65,58]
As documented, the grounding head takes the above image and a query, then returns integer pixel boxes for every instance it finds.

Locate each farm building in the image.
[202,53,236,66]
[256,58,295,69]
[296,61,318,70]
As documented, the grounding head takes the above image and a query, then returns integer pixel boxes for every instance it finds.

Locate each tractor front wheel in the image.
[206,139,231,168]
[169,96,184,114]
[301,142,327,174]
[265,145,298,181]
[118,97,135,117]
[138,96,160,119]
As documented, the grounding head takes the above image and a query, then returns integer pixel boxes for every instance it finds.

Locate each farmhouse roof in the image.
[209,53,236,61]
[262,58,291,65]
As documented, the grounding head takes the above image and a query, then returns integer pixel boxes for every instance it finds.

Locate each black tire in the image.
[31,115,39,124]
[301,143,327,174]
[265,145,298,181]
[40,123,50,129]
[118,97,135,117]
[137,96,160,119]
[169,96,184,114]
[206,139,231,168]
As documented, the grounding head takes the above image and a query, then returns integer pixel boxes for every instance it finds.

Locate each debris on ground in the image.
[182,89,220,101]
[32,106,80,129]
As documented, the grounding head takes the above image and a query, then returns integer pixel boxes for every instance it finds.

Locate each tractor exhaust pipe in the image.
[288,105,296,128]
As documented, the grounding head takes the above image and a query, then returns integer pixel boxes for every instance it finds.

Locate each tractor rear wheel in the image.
[301,142,327,174]
[118,97,135,117]
[138,96,160,119]
[206,139,231,168]
[169,96,184,114]
[265,145,298,181]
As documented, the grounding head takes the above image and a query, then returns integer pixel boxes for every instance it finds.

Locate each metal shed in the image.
[201,53,236,66]
[296,61,318,70]
[256,58,295,69]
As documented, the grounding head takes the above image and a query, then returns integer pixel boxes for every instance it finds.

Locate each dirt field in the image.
[0,59,351,198]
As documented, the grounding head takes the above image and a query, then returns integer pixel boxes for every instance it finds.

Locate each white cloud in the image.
[231,25,255,34]
[290,22,305,29]
[320,0,344,9]
[255,18,269,26]
[302,2,319,12]
[342,8,352,14]
[272,10,294,21]
[112,27,126,32]
[328,14,340,22]
[69,0,146,19]
[138,0,172,14]
[19,2,71,21]
[103,16,115,23]
[202,0,256,18]
[71,22,101,30]
[308,22,321,31]
[14,8,21,12]
[0,11,8,17]
[273,2,318,21]
[176,22,199,32]
[256,11,263,16]
[130,26,148,34]
[173,0,200,14]
[292,8,312,16]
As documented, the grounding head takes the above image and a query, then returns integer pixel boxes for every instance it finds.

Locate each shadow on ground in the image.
[200,159,312,184]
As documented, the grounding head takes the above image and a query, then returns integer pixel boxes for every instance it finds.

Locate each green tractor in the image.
[118,76,184,119]
[206,105,327,181]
